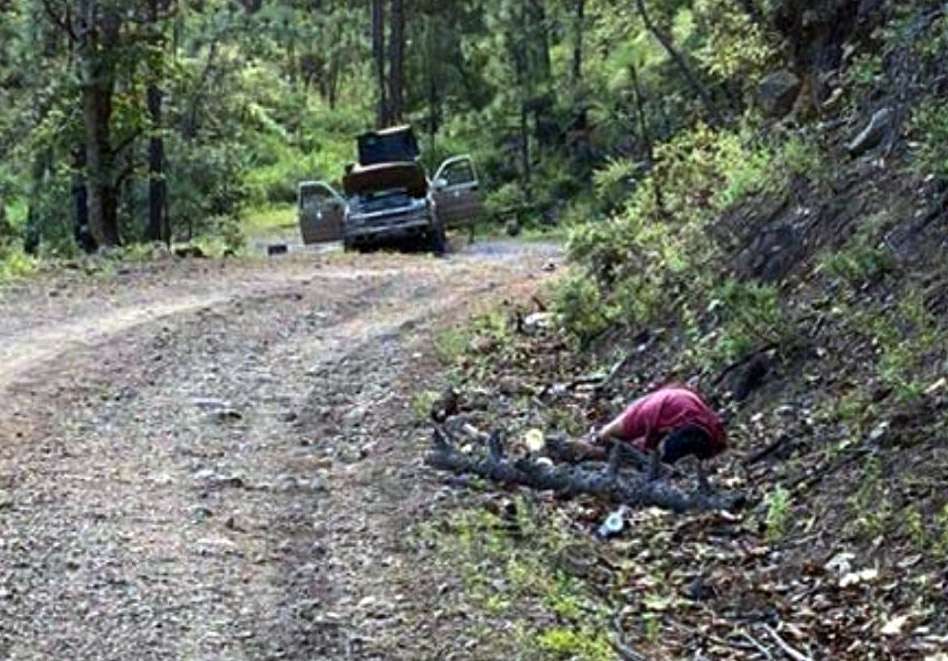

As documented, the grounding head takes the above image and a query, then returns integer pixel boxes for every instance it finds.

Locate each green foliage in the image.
[775,135,826,181]
[562,124,801,344]
[434,326,471,366]
[484,182,529,219]
[685,279,796,369]
[420,498,614,659]
[847,292,942,403]
[535,626,615,661]
[847,455,895,540]
[909,100,948,183]
[847,53,884,92]
[410,390,442,421]
[242,204,297,238]
[712,140,773,210]
[0,247,38,283]
[693,0,776,84]
[820,213,895,289]
[553,270,615,343]
[592,158,641,213]
[765,484,791,542]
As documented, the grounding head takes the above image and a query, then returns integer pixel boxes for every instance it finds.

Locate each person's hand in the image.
[582,426,600,445]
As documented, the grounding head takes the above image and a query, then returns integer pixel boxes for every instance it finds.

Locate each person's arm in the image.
[593,414,627,444]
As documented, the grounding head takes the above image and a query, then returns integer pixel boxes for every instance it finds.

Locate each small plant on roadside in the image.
[905,505,929,551]
[553,270,615,343]
[820,214,896,290]
[847,455,898,540]
[776,134,827,182]
[433,326,470,366]
[909,100,948,183]
[694,279,798,369]
[642,612,661,644]
[535,626,615,661]
[765,485,791,543]
[935,504,948,559]
[0,246,38,283]
[410,390,441,422]
[847,53,883,92]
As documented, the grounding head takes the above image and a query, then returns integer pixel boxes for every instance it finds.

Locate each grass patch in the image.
[0,248,38,283]
[418,498,615,658]
[243,204,298,238]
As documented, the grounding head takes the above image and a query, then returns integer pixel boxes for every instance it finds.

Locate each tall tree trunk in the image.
[530,0,552,83]
[184,38,219,140]
[633,0,723,125]
[146,83,167,244]
[371,0,389,127]
[145,0,168,244]
[571,0,585,89]
[77,0,121,247]
[425,15,440,150]
[520,103,531,202]
[629,61,665,216]
[24,150,52,254]
[388,0,405,124]
[71,145,95,252]
[629,62,652,162]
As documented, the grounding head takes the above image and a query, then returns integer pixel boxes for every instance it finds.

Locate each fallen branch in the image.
[761,624,812,661]
[426,428,743,513]
[744,434,791,466]
[612,614,647,661]
[544,434,685,479]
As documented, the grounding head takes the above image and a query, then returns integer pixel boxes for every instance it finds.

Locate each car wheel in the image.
[430,226,448,256]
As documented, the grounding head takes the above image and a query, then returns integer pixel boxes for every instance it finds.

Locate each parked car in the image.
[298,125,483,254]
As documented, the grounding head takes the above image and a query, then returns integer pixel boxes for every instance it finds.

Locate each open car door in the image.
[298,181,346,244]
[432,156,483,230]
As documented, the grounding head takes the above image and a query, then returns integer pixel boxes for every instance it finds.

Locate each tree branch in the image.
[41,0,76,41]
[426,428,743,513]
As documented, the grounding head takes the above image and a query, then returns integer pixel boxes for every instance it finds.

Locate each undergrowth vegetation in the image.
[416,498,616,660]
[419,1,948,654]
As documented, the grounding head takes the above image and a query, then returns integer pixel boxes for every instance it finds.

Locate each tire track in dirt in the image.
[0,243,560,660]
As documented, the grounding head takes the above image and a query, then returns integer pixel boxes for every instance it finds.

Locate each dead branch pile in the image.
[425,427,744,514]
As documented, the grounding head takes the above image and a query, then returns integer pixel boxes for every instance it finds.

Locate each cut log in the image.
[426,429,743,513]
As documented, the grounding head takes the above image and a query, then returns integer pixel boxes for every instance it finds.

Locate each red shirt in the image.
[618,386,727,454]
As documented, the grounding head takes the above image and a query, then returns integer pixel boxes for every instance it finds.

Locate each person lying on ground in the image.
[571,385,727,489]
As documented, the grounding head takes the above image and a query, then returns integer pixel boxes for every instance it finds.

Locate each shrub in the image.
[553,270,615,342]
[765,485,791,542]
[0,247,38,282]
[909,100,948,183]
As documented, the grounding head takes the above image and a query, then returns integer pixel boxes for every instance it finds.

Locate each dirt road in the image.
[0,242,559,660]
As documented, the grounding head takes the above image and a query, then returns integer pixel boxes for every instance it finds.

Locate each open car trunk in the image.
[343,162,428,199]
[357,126,420,166]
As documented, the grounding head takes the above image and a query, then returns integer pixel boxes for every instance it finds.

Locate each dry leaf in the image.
[880,614,909,636]
[839,567,878,587]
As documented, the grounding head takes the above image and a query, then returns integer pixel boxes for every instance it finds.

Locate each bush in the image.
[0,246,38,282]
[910,100,948,183]
[553,270,615,342]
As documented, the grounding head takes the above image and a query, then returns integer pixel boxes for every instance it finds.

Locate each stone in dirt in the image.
[848,107,894,156]
[523,312,554,334]
[342,404,369,429]
[758,70,802,118]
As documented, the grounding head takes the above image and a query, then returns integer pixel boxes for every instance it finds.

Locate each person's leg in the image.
[648,445,662,481]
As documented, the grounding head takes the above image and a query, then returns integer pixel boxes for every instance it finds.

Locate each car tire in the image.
[430,225,448,256]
